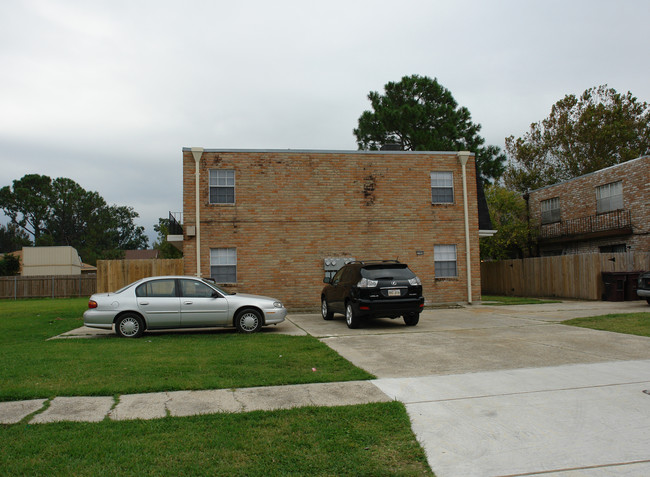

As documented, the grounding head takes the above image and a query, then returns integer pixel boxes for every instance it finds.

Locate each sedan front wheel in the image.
[235,309,263,333]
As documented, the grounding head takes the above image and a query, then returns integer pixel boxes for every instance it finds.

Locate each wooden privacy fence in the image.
[97,259,184,293]
[0,274,97,299]
[481,252,650,300]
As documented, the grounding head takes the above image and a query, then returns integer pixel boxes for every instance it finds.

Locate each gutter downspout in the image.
[457,151,472,304]
[191,147,204,277]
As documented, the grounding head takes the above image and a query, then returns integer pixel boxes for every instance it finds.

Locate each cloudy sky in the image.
[1,0,649,243]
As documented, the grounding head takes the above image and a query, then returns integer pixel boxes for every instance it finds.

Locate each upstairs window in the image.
[210,248,237,283]
[596,181,623,213]
[431,172,454,204]
[209,170,235,204]
[540,197,561,224]
[434,244,457,278]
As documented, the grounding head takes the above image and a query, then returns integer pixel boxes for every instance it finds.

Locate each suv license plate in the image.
[388,289,400,297]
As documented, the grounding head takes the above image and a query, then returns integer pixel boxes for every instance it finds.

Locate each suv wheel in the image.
[403,313,419,326]
[321,298,334,320]
[345,303,360,329]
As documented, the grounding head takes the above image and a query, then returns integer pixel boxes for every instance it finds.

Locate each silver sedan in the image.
[83,276,287,338]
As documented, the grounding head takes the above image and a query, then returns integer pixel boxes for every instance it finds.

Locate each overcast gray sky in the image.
[1,0,649,244]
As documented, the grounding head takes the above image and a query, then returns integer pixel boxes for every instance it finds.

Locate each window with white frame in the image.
[434,244,457,278]
[540,197,561,224]
[210,248,237,283]
[209,170,235,204]
[430,172,454,204]
[596,181,623,213]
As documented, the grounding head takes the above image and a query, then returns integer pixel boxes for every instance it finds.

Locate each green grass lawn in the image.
[0,298,372,401]
[481,295,562,305]
[1,402,432,476]
[1,298,434,476]
[563,312,650,338]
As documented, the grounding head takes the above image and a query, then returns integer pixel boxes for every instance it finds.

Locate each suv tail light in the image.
[408,277,422,286]
[357,278,379,288]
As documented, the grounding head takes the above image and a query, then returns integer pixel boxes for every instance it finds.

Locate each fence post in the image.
[14,276,17,300]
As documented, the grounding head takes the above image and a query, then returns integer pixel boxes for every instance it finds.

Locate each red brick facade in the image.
[528,156,650,255]
[182,149,481,308]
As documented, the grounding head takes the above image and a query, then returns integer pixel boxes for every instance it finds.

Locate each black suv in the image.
[321,260,424,328]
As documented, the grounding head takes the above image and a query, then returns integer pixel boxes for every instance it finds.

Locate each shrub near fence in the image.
[0,274,97,299]
[481,252,650,300]
[97,259,184,293]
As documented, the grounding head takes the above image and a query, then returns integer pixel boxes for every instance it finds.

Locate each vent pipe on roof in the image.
[457,151,472,304]
[191,147,204,277]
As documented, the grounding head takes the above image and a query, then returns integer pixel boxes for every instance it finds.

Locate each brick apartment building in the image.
[528,155,650,256]
[176,148,484,308]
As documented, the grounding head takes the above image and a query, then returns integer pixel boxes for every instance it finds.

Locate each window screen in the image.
[596,181,623,213]
[209,170,235,204]
[431,172,454,203]
[541,197,561,224]
[434,244,457,278]
[210,248,237,283]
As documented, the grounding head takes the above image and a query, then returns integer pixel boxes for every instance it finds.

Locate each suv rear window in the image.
[361,265,415,280]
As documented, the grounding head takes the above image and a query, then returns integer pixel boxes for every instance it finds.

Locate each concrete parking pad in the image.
[0,399,46,424]
[30,396,114,423]
[315,301,650,378]
[55,316,307,339]
[375,360,650,477]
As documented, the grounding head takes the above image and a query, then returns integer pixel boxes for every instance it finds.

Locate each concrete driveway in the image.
[290,300,650,477]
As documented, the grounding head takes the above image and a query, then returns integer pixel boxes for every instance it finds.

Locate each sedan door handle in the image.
[184,301,193,305]
[140,301,149,305]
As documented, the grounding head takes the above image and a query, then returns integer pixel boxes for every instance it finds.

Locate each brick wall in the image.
[529,156,650,254]
[182,149,481,308]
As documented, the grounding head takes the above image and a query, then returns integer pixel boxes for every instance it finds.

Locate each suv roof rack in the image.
[349,260,402,265]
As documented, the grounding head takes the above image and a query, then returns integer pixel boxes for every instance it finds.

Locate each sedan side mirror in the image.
[323,277,331,284]
[211,291,221,298]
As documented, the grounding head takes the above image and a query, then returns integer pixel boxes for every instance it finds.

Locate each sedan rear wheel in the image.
[115,313,144,338]
[235,309,262,333]
[321,299,334,320]
[345,303,360,329]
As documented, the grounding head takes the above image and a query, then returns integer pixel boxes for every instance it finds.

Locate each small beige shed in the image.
[22,246,82,276]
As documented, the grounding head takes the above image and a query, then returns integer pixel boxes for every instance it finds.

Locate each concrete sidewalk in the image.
[0,380,390,425]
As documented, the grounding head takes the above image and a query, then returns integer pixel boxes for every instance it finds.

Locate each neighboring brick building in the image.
[528,156,650,256]
[178,148,482,308]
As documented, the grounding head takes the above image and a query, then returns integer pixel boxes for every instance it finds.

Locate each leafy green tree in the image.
[353,74,506,183]
[0,174,148,264]
[153,218,183,259]
[0,253,21,276]
[48,177,106,247]
[480,184,531,260]
[0,223,31,253]
[0,174,52,242]
[504,85,650,192]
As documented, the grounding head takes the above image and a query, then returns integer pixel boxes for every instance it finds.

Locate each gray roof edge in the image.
[528,155,649,194]
[181,147,472,155]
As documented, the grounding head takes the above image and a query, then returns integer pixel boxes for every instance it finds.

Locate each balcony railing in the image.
[540,209,632,241]
[168,212,183,235]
